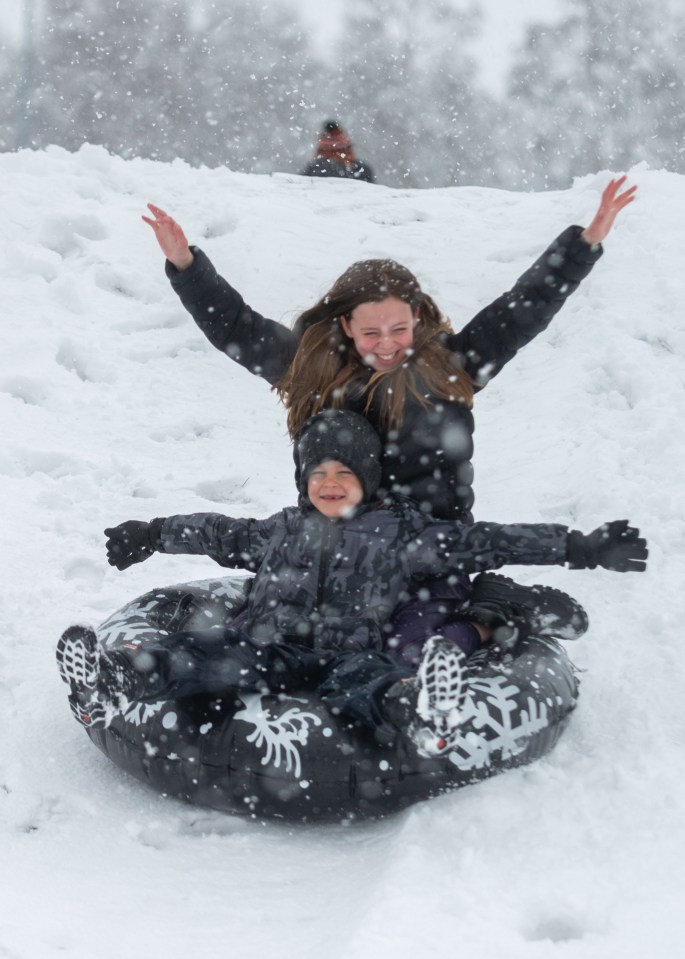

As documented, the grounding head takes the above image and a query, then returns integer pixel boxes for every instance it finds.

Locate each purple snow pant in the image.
[386,574,479,668]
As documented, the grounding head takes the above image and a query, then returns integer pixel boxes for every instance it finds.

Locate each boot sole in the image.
[56,626,109,728]
[413,637,468,755]
[56,626,99,690]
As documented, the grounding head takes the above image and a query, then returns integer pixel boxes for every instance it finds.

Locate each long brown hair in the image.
[275,259,474,438]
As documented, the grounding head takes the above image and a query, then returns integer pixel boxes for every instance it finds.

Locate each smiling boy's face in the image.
[307,460,364,519]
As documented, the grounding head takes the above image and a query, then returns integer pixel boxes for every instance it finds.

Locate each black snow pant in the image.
[124,627,412,734]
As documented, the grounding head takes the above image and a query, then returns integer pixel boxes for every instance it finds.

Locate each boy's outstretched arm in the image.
[105,513,274,572]
[410,518,648,577]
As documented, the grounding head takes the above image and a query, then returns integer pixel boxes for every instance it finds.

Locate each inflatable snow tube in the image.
[81,576,579,823]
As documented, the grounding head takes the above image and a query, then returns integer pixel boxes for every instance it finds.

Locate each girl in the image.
[142,178,636,657]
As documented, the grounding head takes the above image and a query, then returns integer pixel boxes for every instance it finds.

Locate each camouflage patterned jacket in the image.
[158,498,570,653]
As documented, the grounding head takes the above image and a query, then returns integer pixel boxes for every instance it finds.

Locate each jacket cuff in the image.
[148,517,167,551]
[165,246,210,287]
[558,225,604,265]
[565,529,598,569]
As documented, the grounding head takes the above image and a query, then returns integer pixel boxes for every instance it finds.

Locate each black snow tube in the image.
[82,576,579,823]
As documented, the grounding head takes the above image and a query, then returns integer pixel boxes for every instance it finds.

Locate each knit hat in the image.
[316,120,356,163]
[295,410,382,503]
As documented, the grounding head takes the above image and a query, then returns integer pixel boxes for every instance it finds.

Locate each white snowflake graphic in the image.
[121,700,165,727]
[447,674,550,771]
[234,695,322,779]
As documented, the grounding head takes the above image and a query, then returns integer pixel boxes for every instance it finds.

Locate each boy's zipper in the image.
[315,521,336,612]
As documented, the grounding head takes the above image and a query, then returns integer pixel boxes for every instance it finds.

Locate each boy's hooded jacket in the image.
[156,412,571,653]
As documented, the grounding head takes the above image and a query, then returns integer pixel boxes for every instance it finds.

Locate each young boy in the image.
[56,411,647,757]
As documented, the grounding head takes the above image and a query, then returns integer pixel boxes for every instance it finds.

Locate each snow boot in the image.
[385,636,469,758]
[56,625,139,728]
[467,572,589,651]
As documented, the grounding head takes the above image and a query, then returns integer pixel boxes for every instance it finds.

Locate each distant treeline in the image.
[2,0,684,189]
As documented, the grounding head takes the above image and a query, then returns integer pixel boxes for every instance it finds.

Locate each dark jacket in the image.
[158,498,570,653]
[302,157,375,183]
[166,228,602,520]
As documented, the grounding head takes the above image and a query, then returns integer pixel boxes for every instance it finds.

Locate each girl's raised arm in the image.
[142,203,195,271]
[581,176,637,246]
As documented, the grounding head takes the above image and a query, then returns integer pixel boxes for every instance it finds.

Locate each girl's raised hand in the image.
[142,203,194,270]
[581,176,637,246]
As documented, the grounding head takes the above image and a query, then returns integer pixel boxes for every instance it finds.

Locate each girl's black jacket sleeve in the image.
[166,249,297,386]
[443,226,602,387]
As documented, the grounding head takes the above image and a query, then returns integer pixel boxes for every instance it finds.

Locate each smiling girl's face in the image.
[340,297,418,372]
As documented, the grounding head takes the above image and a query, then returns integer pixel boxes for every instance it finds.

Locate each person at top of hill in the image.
[301,119,375,183]
[59,410,648,757]
[141,176,636,662]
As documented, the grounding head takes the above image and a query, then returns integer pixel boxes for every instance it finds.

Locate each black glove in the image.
[566,520,648,572]
[104,518,165,571]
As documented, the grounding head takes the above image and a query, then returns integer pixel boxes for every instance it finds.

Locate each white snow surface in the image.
[1,146,684,957]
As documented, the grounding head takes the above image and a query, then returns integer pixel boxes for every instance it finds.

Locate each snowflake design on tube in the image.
[122,700,165,727]
[235,695,322,779]
[447,674,550,771]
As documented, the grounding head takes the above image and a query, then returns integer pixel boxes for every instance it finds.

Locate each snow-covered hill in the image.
[1,146,683,958]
